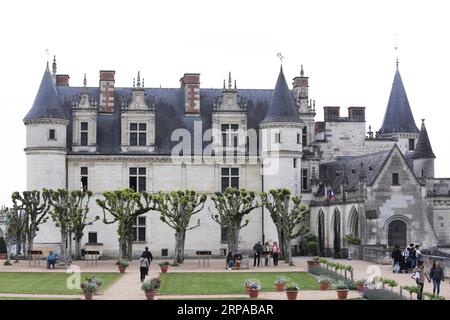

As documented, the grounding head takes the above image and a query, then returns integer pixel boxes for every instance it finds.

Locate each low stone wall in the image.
[362,246,392,265]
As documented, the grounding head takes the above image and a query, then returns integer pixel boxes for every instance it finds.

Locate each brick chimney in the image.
[180,73,200,114]
[55,74,70,86]
[99,70,115,113]
[348,107,365,122]
[324,106,340,121]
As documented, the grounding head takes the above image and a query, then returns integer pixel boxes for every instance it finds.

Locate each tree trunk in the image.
[15,235,21,261]
[228,225,240,254]
[60,230,68,265]
[27,230,35,259]
[126,233,133,261]
[175,231,186,263]
[75,237,81,260]
[68,232,73,265]
[284,238,293,265]
[277,230,285,260]
[118,235,126,259]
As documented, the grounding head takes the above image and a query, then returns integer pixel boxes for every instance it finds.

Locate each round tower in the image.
[260,66,304,242]
[23,63,68,191]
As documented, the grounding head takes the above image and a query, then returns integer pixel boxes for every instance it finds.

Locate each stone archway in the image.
[317,211,325,255]
[348,208,359,237]
[388,220,407,248]
[332,209,341,257]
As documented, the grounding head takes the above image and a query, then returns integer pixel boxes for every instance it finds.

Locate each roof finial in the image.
[421,118,425,123]
[228,72,232,89]
[234,79,237,90]
[300,65,304,76]
[394,33,399,69]
[52,55,57,75]
[83,73,87,88]
[223,79,225,89]
[142,78,145,87]
[133,78,135,87]
[137,71,141,87]
[277,52,285,65]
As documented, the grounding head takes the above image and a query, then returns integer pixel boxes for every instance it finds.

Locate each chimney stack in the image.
[292,65,309,113]
[55,74,70,86]
[180,73,200,114]
[99,70,115,113]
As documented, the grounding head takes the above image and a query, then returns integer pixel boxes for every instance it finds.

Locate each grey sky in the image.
[1,0,449,205]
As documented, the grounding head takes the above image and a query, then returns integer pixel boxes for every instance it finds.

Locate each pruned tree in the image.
[154,190,207,263]
[96,189,156,260]
[261,189,310,265]
[45,189,99,264]
[11,191,51,257]
[69,190,99,259]
[4,207,27,261]
[210,188,259,254]
[44,189,74,265]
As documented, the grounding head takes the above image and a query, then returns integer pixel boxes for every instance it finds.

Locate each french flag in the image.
[327,185,336,201]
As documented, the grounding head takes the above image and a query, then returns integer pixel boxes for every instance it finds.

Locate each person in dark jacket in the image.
[139,253,149,282]
[142,247,153,275]
[429,260,445,295]
[391,244,403,273]
[226,252,234,270]
[233,251,243,269]
[253,241,263,267]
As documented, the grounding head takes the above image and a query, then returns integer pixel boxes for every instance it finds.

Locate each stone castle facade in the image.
[22,57,450,258]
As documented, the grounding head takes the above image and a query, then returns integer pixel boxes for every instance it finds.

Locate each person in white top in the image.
[139,254,150,282]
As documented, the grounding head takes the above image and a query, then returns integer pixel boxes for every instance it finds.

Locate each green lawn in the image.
[159,272,319,295]
[0,272,122,295]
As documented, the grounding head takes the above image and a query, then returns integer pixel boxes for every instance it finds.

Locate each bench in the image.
[28,250,43,267]
[84,250,100,266]
[225,255,250,270]
[196,251,211,267]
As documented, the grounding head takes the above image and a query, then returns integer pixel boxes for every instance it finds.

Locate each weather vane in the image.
[277,52,285,64]
[394,33,399,68]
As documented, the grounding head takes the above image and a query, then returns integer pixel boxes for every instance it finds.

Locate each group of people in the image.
[391,243,446,299]
[139,247,153,282]
[225,251,243,270]
[391,243,423,273]
[252,241,280,267]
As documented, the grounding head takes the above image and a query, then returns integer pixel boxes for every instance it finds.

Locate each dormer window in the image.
[221,124,238,148]
[302,127,307,145]
[409,139,415,151]
[130,123,147,146]
[80,122,88,146]
[48,129,56,140]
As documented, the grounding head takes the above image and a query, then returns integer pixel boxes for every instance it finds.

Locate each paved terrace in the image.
[1,257,449,300]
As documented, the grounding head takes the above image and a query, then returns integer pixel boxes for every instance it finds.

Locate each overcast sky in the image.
[0,0,449,206]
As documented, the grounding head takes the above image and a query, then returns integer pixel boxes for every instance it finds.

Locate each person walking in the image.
[408,244,416,270]
[272,241,280,266]
[429,260,445,295]
[415,245,423,264]
[391,244,403,273]
[142,247,153,275]
[139,253,150,282]
[263,241,271,267]
[412,260,430,300]
[253,241,263,267]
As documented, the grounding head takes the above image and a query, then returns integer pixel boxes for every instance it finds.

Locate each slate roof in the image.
[319,149,393,194]
[24,65,68,121]
[378,68,419,134]
[412,120,435,159]
[52,86,273,155]
[260,66,301,124]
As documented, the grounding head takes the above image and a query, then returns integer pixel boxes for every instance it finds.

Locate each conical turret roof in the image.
[24,64,66,121]
[261,66,301,124]
[412,120,435,159]
[378,68,419,134]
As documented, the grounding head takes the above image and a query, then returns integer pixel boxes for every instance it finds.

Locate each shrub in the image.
[159,261,170,266]
[309,266,357,290]
[318,276,332,284]
[285,281,300,291]
[116,259,129,268]
[332,280,348,290]
[141,277,161,291]
[355,279,366,285]
[403,285,420,299]
[81,281,97,293]
[423,292,445,300]
[344,234,361,245]
[275,276,288,284]
[363,288,406,300]
[306,241,319,256]
[3,260,12,266]
[170,261,180,267]
[382,279,398,291]
[244,279,261,289]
